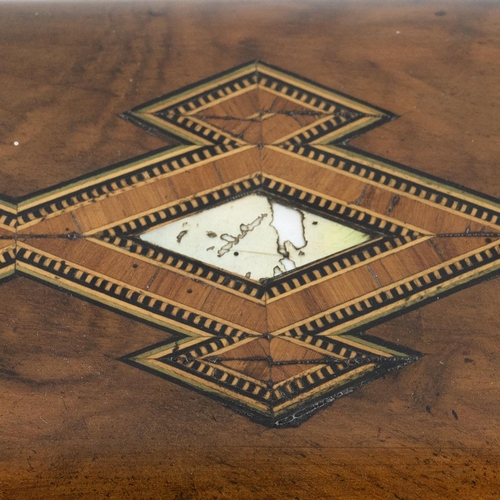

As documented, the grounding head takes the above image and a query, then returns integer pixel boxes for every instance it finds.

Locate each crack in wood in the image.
[436,232,500,237]
[203,356,343,365]
[367,264,383,287]
[70,212,84,234]
[386,194,400,214]
[354,185,369,206]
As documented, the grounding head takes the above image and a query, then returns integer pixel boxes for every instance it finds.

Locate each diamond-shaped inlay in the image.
[10,61,500,427]
[210,337,330,383]
[122,60,394,147]
[123,331,420,426]
[174,84,360,145]
[0,195,16,284]
[139,193,371,281]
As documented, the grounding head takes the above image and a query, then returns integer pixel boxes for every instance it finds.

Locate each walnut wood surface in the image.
[1,2,499,499]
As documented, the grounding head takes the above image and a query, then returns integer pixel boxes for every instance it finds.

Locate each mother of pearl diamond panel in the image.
[140,193,371,281]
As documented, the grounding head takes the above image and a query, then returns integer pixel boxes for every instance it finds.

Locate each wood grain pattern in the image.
[1,1,500,498]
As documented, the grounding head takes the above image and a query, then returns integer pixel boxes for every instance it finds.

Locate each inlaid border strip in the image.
[123,332,419,426]
[0,207,17,230]
[101,233,418,302]
[17,144,239,225]
[124,61,392,149]
[99,174,421,299]
[256,61,395,118]
[103,176,262,237]
[158,342,375,407]
[281,241,500,338]
[135,112,245,146]
[277,144,500,226]
[132,64,258,115]
[15,244,257,338]
[272,112,365,146]
[0,245,16,281]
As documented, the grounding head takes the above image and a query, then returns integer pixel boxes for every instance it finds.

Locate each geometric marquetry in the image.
[3,61,499,426]
[138,192,373,281]
[0,198,16,283]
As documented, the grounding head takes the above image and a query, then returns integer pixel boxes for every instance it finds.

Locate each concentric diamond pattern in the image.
[139,192,372,282]
[5,61,499,427]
